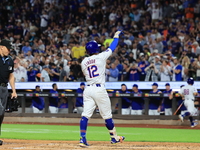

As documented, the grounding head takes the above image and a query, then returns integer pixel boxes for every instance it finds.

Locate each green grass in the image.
[1,124,200,143]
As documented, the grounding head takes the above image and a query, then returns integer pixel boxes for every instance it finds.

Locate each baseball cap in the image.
[165,83,170,86]
[42,65,48,69]
[133,84,138,88]
[80,82,85,86]
[155,55,160,59]
[139,53,144,57]
[35,85,40,88]
[192,41,198,45]
[0,39,13,50]
[152,82,158,86]
[153,49,158,53]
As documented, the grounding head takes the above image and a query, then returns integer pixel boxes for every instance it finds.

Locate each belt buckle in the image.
[1,83,6,87]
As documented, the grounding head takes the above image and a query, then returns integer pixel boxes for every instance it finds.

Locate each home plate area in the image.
[1,139,200,150]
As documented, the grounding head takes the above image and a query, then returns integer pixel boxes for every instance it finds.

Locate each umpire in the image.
[0,39,17,145]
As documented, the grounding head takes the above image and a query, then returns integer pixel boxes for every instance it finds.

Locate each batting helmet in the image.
[85,41,100,55]
[187,77,194,85]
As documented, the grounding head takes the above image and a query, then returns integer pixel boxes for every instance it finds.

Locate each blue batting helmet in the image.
[85,41,100,55]
[187,77,194,85]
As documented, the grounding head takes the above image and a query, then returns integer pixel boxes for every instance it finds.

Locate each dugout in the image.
[5,81,200,121]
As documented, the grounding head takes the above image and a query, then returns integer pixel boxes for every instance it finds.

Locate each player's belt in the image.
[0,83,8,87]
[87,84,101,87]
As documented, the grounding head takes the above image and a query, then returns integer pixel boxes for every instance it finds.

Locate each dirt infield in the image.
[1,139,200,150]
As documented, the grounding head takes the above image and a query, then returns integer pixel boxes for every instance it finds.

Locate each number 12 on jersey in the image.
[87,65,99,78]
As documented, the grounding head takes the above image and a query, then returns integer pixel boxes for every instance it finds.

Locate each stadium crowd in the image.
[1,0,200,82]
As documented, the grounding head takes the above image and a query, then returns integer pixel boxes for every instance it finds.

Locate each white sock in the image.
[109,127,119,140]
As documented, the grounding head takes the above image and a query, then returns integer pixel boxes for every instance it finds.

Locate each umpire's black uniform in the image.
[0,39,15,145]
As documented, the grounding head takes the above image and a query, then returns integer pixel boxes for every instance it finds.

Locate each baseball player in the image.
[149,83,162,115]
[75,82,85,114]
[79,31,125,147]
[49,83,60,113]
[131,84,143,115]
[162,83,173,115]
[32,85,44,113]
[179,77,198,127]
[176,85,187,115]
[119,84,131,115]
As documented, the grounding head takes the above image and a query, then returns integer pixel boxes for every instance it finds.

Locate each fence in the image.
[5,92,200,120]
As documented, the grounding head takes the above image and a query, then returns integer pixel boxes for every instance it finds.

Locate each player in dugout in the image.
[148,83,162,115]
[119,84,131,115]
[162,83,173,115]
[32,85,44,113]
[131,84,144,115]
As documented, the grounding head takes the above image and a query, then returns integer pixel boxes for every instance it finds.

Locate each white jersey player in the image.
[179,77,198,127]
[79,31,125,147]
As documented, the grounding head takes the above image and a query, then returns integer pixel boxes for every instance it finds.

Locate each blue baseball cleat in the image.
[111,136,125,144]
[79,137,89,147]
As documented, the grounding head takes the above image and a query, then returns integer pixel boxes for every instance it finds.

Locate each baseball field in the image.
[1,123,200,150]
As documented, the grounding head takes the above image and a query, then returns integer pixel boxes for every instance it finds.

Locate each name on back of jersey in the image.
[84,59,95,67]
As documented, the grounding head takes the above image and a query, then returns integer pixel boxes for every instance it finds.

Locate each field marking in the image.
[2,128,142,135]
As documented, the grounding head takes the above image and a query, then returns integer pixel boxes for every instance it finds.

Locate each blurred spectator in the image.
[188,59,197,79]
[128,63,140,81]
[108,63,119,81]
[172,57,183,81]
[40,11,49,32]
[32,85,44,113]
[131,84,143,115]
[149,83,162,115]
[13,58,27,82]
[1,0,200,82]
[160,60,172,81]
[59,63,67,82]
[144,61,159,81]
[27,66,38,82]
[50,63,60,82]
[121,63,129,81]
[49,83,59,113]
[196,55,200,80]
[41,65,51,82]
[75,82,85,114]
[22,41,32,55]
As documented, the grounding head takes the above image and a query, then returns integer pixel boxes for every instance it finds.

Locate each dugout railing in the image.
[5,92,200,120]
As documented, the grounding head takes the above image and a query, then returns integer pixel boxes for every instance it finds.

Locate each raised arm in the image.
[109,31,122,52]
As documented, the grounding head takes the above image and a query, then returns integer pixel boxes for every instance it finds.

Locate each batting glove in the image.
[113,30,123,38]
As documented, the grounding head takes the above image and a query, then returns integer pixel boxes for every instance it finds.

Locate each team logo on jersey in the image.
[144,93,149,97]
[35,93,39,97]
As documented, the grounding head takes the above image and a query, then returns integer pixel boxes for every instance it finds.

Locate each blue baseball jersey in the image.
[49,89,60,107]
[131,90,143,110]
[59,103,68,108]
[32,91,45,110]
[174,65,182,81]
[119,90,131,108]
[163,89,172,109]
[149,90,162,109]
[76,88,84,107]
